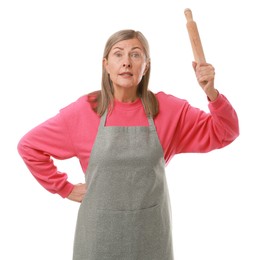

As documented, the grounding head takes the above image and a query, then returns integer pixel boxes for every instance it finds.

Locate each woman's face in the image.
[103,38,149,94]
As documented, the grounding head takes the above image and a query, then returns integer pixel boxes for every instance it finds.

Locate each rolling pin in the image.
[184,8,206,63]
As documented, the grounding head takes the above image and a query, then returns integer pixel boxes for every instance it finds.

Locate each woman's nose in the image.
[122,56,131,68]
[123,63,131,68]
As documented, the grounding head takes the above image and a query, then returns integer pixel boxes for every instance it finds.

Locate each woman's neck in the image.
[114,88,138,103]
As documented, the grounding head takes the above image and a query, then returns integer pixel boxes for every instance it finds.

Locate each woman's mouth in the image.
[119,72,133,77]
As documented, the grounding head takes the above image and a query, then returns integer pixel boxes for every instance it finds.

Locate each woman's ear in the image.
[143,61,150,75]
[103,58,109,73]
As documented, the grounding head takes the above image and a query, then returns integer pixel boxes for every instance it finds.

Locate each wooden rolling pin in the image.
[184,8,206,63]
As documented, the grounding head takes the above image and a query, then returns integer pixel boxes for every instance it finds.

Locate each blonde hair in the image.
[89,29,159,117]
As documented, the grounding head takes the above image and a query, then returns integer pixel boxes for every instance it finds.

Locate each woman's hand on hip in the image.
[67,183,87,203]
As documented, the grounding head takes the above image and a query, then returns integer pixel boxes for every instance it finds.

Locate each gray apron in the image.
[73,109,173,260]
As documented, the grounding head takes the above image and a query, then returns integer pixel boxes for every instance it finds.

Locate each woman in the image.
[17,29,239,260]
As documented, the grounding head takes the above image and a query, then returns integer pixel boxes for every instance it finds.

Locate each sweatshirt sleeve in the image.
[17,107,76,198]
[175,93,239,154]
[155,91,239,163]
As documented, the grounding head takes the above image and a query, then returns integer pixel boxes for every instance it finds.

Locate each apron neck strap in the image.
[100,110,156,131]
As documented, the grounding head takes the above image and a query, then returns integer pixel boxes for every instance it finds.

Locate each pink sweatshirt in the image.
[17,91,239,198]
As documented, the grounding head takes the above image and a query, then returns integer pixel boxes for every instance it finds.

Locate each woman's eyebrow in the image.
[112,46,143,51]
[113,47,123,50]
[131,47,142,51]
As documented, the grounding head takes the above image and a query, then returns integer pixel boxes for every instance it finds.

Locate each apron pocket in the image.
[95,204,162,259]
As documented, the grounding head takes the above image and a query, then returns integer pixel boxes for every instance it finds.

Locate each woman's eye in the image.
[131,53,140,58]
[114,52,122,57]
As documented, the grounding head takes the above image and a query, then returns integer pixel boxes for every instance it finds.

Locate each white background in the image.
[1,0,256,259]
